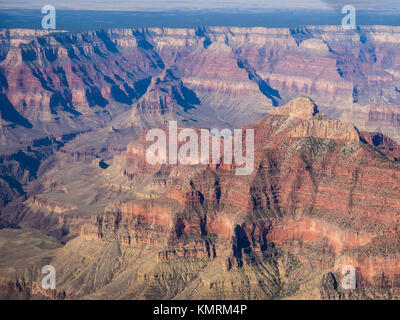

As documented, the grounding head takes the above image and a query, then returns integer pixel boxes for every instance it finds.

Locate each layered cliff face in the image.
[1,26,400,142]
[1,24,400,299]
[1,25,400,214]
[1,25,400,215]
[1,97,399,300]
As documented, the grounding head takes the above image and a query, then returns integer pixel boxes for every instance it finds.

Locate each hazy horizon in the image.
[1,0,400,11]
[1,8,399,31]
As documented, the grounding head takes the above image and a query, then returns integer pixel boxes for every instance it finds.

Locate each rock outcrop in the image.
[1,25,400,218]
[1,97,399,299]
[1,26,400,143]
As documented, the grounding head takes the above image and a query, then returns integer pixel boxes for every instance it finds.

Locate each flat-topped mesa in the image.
[269,96,319,120]
[270,97,360,142]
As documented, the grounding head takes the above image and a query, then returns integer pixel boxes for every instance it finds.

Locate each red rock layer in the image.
[80,98,400,289]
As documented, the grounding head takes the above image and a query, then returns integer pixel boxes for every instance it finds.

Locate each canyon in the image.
[0,26,400,299]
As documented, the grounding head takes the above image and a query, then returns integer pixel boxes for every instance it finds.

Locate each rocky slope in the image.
[1,97,399,299]
[1,25,400,218]
[2,26,400,140]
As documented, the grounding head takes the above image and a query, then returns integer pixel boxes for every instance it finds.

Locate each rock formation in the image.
[1,97,399,299]
[1,26,400,218]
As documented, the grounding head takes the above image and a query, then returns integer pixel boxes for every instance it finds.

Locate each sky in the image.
[0,0,399,11]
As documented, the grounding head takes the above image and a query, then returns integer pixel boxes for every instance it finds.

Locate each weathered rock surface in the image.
[1,26,400,143]
[1,97,399,300]
[1,25,400,218]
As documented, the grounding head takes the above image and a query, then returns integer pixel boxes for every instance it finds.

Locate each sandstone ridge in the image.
[1,96,399,300]
[269,96,319,120]
[269,97,360,142]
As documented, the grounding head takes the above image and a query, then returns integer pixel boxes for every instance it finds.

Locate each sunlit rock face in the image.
[1,26,400,144]
[1,97,399,300]
[1,26,400,299]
